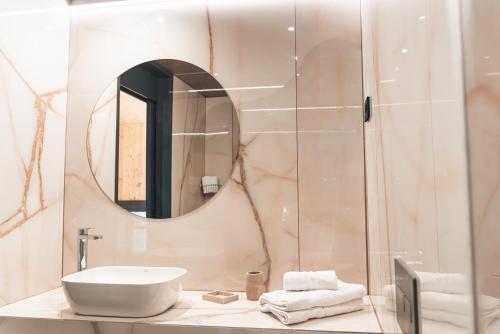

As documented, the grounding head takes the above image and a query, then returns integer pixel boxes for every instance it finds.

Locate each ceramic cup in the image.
[245,271,265,300]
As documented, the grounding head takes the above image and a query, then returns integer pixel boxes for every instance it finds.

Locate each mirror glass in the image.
[87,59,239,219]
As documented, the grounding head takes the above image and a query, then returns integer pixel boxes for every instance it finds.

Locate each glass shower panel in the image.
[362,0,476,332]
[461,0,500,333]
[296,0,367,286]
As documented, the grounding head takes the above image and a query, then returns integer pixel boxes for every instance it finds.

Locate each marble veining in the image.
[0,0,69,306]
[235,140,271,288]
[206,6,214,74]
[0,51,64,238]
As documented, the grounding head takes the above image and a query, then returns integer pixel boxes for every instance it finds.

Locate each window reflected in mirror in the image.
[117,90,147,211]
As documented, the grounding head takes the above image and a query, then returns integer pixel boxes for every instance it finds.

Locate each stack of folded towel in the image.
[384,271,500,329]
[259,271,366,325]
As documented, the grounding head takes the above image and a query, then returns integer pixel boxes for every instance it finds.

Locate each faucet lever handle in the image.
[78,227,95,236]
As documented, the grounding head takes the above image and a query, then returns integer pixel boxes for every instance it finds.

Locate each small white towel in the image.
[202,176,219,194]
[260,298,364,325]
[202,175,218,186]
[259,280,366,312]
[283,271,337,291]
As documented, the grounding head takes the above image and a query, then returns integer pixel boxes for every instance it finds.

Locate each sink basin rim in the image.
[61,266,187,286]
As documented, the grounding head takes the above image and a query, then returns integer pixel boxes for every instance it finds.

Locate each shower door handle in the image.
[364,96,372,122]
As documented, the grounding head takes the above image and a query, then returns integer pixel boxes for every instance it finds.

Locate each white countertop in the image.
[0,288,381,333]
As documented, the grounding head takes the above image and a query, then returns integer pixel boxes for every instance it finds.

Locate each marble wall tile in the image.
[461,0,500,332]
[63,0,368,294]
[0,1,69,305]
[296,0,367,285]
[63,0,299,291]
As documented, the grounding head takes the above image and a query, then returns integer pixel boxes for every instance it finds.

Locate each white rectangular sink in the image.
[61,266,186,317]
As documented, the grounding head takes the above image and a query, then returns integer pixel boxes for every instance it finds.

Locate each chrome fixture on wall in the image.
[77,227,103,271]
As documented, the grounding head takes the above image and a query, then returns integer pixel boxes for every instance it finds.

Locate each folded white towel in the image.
[384,287,500,329]
[283,271,338,291]
[385,299,472,328]
[485,319,500,334]
[260,298,364,325]
[416,271,469,294]
[259,280,366,312]
[384,285,500,316]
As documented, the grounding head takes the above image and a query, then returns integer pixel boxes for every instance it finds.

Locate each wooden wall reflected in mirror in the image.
[117,90,147,203]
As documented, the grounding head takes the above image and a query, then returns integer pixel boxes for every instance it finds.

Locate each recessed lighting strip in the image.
[171,85,284,94]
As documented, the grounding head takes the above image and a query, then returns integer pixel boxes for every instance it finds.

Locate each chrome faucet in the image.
[77,227,103,271]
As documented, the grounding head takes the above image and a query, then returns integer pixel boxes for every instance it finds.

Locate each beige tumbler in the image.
[246,271,265,300]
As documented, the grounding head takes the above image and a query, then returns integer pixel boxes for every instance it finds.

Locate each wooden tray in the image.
[202,291,239,304]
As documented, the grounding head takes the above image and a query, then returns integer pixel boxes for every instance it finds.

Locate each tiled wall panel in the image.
[62,0,299,291]
[0,1,69,306]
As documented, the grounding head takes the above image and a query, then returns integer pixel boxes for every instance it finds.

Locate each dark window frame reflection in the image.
[115,63,174,218]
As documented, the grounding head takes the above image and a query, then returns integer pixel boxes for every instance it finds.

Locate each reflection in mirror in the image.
[87,59,239,219]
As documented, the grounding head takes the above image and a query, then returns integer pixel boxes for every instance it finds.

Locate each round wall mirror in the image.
[87,59,240,219]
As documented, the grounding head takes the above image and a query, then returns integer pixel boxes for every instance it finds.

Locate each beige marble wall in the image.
[62,0,368,293]
[171,77,206,217]
[296,0,367,285]
[461,0,500,332]
[361,0,475,332]
[0,1,69,306]
[63,0,299,291]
